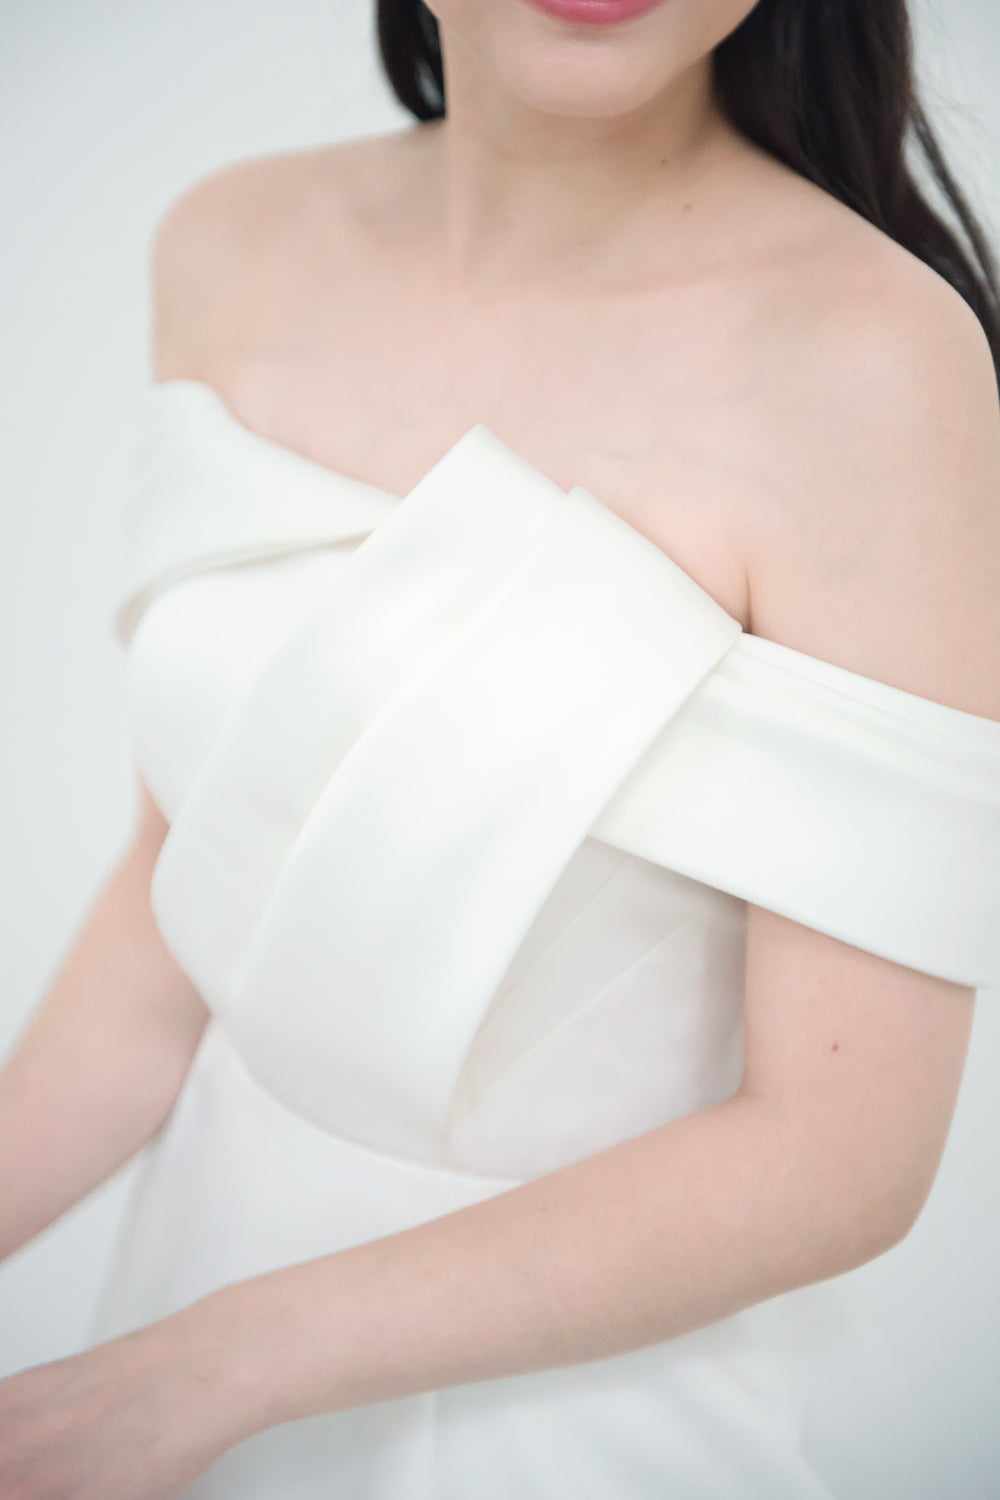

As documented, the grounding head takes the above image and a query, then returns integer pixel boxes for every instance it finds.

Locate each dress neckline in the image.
[135,376,1000,745]
[147,377,504,504]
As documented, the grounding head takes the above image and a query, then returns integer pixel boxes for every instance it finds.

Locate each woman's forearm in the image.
[0,832,208,1263]
[176,1091,913,1441]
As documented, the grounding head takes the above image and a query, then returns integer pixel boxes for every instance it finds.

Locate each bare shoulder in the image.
[739,197,1000,721]
[147,130,421,381]
[780,212,999,450]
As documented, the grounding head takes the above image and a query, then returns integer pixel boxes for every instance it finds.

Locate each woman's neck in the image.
[414,47,740,287]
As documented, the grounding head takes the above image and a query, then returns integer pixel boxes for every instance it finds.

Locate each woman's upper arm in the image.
[132,773,169,857]
[735,256,1000,1250]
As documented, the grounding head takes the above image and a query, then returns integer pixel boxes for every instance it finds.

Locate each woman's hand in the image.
[0,1311,251,1500]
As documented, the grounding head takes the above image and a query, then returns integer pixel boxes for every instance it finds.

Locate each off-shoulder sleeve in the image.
[594,602,1000,991]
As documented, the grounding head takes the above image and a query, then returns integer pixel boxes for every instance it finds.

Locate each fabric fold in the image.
[148,427,742,1155]
[591,619,1000,990]
[112,379,398,647]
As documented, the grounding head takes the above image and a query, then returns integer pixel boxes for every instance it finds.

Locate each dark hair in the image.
[376,0,1000,386]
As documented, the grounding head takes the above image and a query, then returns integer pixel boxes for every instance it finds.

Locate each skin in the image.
[3,0,1000,1492]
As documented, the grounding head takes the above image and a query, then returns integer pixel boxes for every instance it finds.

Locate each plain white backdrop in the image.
[1,1,998,1494]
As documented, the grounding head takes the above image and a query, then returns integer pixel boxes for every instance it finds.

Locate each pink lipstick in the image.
[522,0,665,24]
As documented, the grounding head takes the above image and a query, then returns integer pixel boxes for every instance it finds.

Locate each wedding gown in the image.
[86,378,1000,1499]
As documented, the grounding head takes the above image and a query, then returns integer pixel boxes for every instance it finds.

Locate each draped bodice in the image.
[113,379,1000,1179]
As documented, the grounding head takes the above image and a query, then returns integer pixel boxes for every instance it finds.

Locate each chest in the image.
[208,260,772,632]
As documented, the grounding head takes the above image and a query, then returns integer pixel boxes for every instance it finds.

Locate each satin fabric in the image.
[87,379,1000,1498]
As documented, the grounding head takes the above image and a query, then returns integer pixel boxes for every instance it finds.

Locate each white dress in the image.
[86,379,1000,1499]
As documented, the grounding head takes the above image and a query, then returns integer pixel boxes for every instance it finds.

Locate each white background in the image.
[1,1,998,1494]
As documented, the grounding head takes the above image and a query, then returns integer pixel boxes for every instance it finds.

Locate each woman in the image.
[2,0,1000,1495]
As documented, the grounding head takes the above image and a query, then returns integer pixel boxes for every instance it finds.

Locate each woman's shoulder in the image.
[147,130,423,381]
[738,156,998,542]
[724,134,988,357]
[154,127,422,231]
[715,140,994,484]
[732,162,1000,718]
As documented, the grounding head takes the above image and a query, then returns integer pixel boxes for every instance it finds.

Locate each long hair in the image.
[375,0,1000,385]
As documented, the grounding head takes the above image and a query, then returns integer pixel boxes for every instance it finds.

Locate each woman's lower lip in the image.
[521,0,664,25]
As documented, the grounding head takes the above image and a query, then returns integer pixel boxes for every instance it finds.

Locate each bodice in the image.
[112,379,1000,1177]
